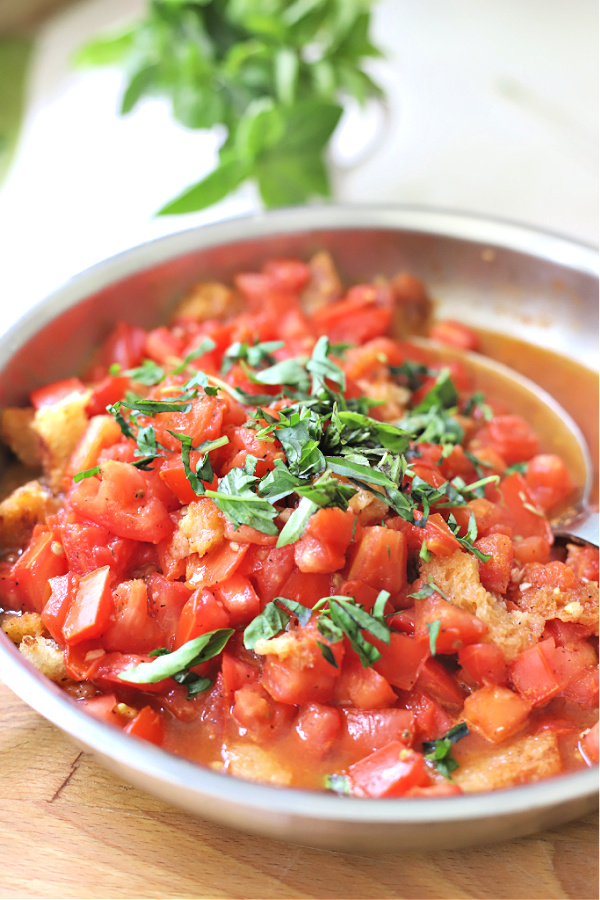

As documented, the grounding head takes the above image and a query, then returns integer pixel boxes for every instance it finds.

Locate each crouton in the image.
[0,479,60,551]
[178,499,224,557]
[1,611,45,643]
[421,550,545,660]
[18,634,70,683]
[222,743,293,786]
[300,251,343,313]
[516,565,599,635]
[1,407,41,467]
[31,389,92,492]
[453,731,562,792]
[172,282,238,322]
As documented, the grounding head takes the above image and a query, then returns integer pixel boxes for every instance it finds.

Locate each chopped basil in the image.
[73,465,100,483]
[118,628,234,684]
[426,619,441,655]
[423,722,469,780]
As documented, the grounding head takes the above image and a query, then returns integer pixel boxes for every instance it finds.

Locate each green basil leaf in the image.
[118,628,234,684]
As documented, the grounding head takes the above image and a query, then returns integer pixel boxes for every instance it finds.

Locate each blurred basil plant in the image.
[76,0,386,213]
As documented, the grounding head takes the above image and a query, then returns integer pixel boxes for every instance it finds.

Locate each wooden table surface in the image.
[0,681,597,900]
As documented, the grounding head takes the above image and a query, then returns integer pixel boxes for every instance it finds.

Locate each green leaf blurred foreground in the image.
[75,0,385,213]
[0,38,33,188]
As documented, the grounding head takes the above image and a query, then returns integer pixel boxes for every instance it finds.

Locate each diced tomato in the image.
[512,536,551,565]
[413,592,487,654]
[416,658,465,709]
[187,540,249,590]
[144,573,191,648]
[174,588,230,649]
[65,641,106,680]
[422,514,462,558]
[85,374,130,417]
[334,655,397,709]
[348,741,431,798]
[263,258,311,292]
[231,682,295,741]
[93,652,172,694]
[492,472,553,542]
[566,544,599,583]
[562,668,599,707]
[458,643,508,687]
[124,705,166,746]
[51,510,137,580]
[463,684,531,743]
[544,618,594,646]
[10,530,69,613]
[259,620,343,706]
[406,689,453,742]
[312,283,394,344]
[373,632,430,691]
[343,337,406,379]
[294,703,342,757]
[240,544,296,603]
[221,652,259,698]
[294,507,356,574]
[475,532,513,593]
[154,395,225,454]
[339,708,415,757]
[348,526,407,594]
[213,574,261,626]
[69,460,173,544]
[451,498,501,538]
[42,573,78,643]
[277,568,333,610]
[30,377,87,409]
[474,415,539,466]
[86,321,147,381]
[101,579,163,654]
[222,519,278,545]
[525,454,576,513]
[338,579,382,613]
[580,722,599,764]
[62,565,113,645]
[430,320,479,351]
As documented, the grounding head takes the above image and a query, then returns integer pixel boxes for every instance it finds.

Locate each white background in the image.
[0,0,597,331]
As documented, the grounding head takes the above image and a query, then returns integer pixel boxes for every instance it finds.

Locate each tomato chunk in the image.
[348,741,431,798]
[62,566,113,645]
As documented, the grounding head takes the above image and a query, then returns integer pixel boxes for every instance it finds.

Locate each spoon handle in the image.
[553,509,599,549]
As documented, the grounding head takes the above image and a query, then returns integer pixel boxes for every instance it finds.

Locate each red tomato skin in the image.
[62,566,113,645]
[294,703,342,758]
[186,541,249,590]
[240,544,296,603]
[475,532,514,594]
[463,684,531,743]
[339,708,415,757]
[42,574,77,643]
[124,706,166,746]
[213,574,261,626]
[30,377,87,409]
[348,526,407,594]
[474,415,539,466]
[429,320,479,350]
[458,643,508,687]
[334,655,397,709]
[294,507,356,575]
[10,530,68,613]
[69,461,173,544]
[348,741,431,798]
[101,579,163,654]
[405,689,453,743]
[373,632,430,691]
[413,593,488,654]
[174,588,230,649]
[259,621,343,706]
[524,454,576,513]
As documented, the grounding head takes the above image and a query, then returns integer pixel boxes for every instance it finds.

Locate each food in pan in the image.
[0,253,597,798]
